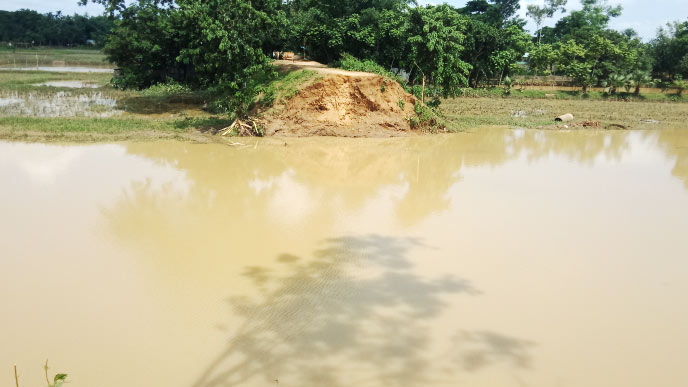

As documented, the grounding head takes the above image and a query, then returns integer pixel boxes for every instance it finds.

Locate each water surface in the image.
[1,128,687,387]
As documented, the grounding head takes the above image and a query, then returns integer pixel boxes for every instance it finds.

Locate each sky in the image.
[1,0,687,41]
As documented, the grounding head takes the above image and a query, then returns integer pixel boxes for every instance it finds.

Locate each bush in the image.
[409,102,444,131]
[141,81,192,97]
[335,53,407,89]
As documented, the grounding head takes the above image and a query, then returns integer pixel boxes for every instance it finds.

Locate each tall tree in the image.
[406,5,471,101]
[526,0,567,44]
[651,20,688,79]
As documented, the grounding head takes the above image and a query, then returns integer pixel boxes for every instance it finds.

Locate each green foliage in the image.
[606,73,630,95]
[672,76,687,97]
[503,75,513,95]
[408,101,445,131]
[141,81,192,97]
[257,69,318,107]
[336,53,396,78]
[44,360,67,387]
[528,43,555,74]
[407,5,472,98]
[0,10,113,47]
[461,18,531,87]
[335,53,406,87]
[526,0,567,44]
[651,20,688,79]
[101,0,284,118]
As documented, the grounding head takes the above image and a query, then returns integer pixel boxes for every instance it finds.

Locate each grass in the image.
[0,69,227,141]
[1,51,687,142]
[258,69,320,107]
[0,47,111,68]
[0,70,113,91]
[440,96,688,131]
[456,86,688,103]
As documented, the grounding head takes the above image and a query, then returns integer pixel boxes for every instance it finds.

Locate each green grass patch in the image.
[0,116,181,134]
[334,53,407,88]
[258,69,319,107]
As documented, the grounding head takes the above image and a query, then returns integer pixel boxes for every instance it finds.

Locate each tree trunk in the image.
[421,75,426,104]
[634,85,640,95]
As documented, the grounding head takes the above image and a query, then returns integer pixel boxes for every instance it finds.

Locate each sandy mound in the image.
[260,73,419,137]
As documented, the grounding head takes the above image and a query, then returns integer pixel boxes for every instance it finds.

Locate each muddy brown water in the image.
[1,128,687,387]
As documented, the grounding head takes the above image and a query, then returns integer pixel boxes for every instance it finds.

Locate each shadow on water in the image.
[192,235,534,387]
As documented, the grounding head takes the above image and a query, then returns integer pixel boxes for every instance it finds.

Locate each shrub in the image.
[335,53,407,89]
[141,81,192,97]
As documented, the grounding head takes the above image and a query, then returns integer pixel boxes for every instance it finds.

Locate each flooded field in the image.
[0,91,120,117]
[32,81,101,89]
[1,128,688,387]
[0,66,114,73]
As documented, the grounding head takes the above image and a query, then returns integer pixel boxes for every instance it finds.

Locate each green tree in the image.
[528,43,555,74]
[406,5,472,102]
[651,20,688,79]
[526,0,567,44]
[630,70,652,95]
[606,73,630,95]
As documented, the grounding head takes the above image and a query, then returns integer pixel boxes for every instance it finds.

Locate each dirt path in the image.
[273,60,376,77]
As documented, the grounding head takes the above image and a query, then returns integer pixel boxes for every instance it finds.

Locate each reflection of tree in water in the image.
[192,235,534,387]
[652,129,688,189]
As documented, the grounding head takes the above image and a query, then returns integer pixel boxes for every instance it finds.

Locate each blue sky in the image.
[1,0,687,41]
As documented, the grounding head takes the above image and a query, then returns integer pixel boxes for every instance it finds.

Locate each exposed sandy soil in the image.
[261,61,420,137]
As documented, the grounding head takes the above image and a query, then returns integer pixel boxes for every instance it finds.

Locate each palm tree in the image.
[672,76,687,97]
[630,71,652,96]
[607,73,630,95]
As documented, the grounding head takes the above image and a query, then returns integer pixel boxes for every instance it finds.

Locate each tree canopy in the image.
[0,9,112,46]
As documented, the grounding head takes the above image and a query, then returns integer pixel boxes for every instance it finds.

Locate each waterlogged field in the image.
[1,129,687,387]
[1,56,688,140]
[0,69,229,140]
[0,48,113,68]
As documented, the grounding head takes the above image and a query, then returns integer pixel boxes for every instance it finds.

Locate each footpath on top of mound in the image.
[260,60,421,137]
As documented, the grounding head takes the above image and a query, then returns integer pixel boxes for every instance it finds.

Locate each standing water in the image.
[1,128,687,387]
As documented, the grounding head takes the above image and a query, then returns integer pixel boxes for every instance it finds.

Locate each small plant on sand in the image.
[398,98,405,110]
[44,360,68,387]
[503,76,513,95]
[409,102,444,132]
[13,360,67,387]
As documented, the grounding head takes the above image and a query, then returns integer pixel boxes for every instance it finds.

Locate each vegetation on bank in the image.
[2,65,688,142]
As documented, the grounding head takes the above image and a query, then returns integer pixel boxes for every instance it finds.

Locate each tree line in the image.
[0,9,113,47]
[78,0,688,113]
